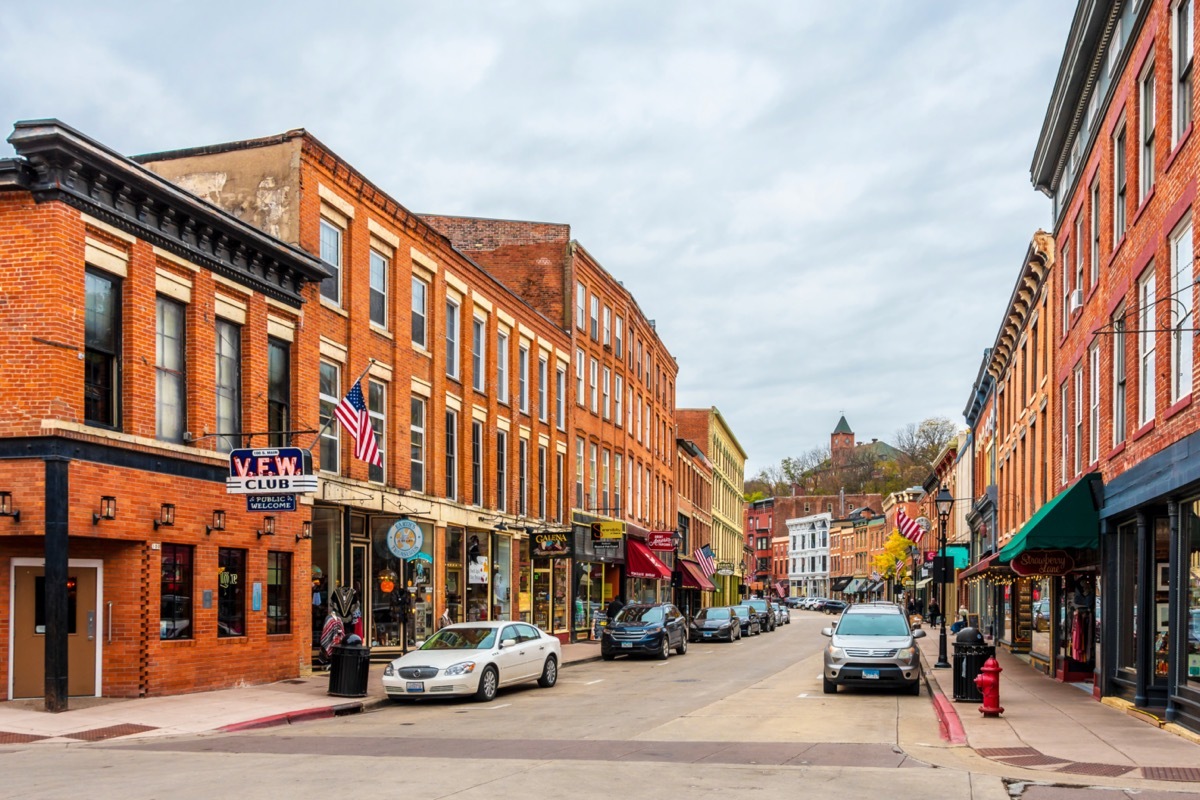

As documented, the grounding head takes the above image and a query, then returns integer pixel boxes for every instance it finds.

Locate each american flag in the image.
[896,508,925,544]
[334,379,383,468]
[694,544,716,577]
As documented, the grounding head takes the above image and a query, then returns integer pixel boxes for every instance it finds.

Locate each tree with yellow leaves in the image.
[873,531,918,587]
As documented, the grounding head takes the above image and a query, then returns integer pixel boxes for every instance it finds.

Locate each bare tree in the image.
[893,417,958,485]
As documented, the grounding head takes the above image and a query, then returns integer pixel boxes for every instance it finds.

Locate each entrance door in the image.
[12,566,98,698]
[351,541,368,643]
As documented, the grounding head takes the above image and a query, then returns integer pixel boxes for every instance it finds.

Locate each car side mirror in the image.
[821,627,833,637]
[501,638,518,648]
[912,629,927,639]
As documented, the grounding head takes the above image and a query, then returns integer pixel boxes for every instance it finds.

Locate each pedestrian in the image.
[906,598,916,616]
[605,594,625,623]
[928,599,941,628]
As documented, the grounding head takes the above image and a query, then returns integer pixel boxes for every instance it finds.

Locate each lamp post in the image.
[934,485,954,669]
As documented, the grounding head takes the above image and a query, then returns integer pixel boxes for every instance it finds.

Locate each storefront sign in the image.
[468,556,490,585]
[226,448,317,495]
[716,561,735,576]
[646,531,675,551]
[386,519,424,560]
[246,494,296,512]
[1010,549,1075,576]
[592,521,625,539]
[533,531,571,558]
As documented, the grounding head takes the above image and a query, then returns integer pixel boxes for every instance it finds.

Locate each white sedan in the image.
[381,620,562,702]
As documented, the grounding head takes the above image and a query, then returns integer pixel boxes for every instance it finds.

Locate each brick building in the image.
[674,436,715,615]
[0,121,327,703]
[1029,0,1200,731]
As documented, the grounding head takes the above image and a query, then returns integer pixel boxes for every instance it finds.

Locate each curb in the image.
[921,653,967,746]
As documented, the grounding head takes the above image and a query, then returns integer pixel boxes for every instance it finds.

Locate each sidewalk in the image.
[916,623,1200,784]
[0,640,603,745]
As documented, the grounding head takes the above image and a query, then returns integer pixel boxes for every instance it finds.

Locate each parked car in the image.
[773,602,791,624]
[688,606,741,643]
[821,603,925,695]
[601,602,688,660]
[744,598,777,632]
[731,604,762,636]
[784,597,805,609]
[820,599,848,615]
[381,621,561,702]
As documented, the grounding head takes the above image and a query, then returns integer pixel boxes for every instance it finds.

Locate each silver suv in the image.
[821,603,925,695]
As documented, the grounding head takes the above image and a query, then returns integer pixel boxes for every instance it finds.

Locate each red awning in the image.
[625,538,673,580]
[678,558,716,591]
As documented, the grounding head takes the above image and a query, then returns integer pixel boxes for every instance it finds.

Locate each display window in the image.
[370,517,434,649]
[1187,500,1200,684]
[1030,576,1051,658]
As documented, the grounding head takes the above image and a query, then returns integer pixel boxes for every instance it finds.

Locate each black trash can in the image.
[951,627,994,703]
[328,644,371,697]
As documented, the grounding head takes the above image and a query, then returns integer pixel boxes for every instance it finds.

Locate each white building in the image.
[787,512,831,598]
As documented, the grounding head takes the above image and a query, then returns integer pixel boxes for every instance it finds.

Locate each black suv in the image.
[601,602,688,660]
[744,598,776,632]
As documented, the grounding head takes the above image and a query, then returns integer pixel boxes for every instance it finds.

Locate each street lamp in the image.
[934,485,954,669]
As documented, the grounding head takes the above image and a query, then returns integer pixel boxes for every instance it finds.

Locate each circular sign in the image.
[915,516,932,532]
[387,519,424,559]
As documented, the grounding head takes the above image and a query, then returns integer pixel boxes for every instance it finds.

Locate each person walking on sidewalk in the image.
[605,595,625,623]
[928,599,941,628]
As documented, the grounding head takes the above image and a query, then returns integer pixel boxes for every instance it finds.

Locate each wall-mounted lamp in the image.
[153,502,175,530]
[93,496,116,525]
[296,520,313,542]
[257,516,275,539]
[495,521,509,531]
[206,509,226,536]
[0,491,19,523]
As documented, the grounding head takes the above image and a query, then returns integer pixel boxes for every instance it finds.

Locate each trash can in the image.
[951,627,994,703]
[328,644,371,697]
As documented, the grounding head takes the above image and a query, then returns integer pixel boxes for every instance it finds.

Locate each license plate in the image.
[406,681,425,693]
[704,632,713,637]
[862,669,880,680]
[621,642,632,648]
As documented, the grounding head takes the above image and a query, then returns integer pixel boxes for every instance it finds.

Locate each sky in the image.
[0,1,1078,475]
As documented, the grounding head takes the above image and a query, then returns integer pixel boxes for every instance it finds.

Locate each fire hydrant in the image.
[974,656,1004,717]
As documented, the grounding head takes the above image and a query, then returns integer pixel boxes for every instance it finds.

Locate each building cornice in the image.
[986,231,1054,383]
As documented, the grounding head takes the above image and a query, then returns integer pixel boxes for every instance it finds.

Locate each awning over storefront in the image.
[677,558,716,591]
[830,576,853,592]
[625,538,673,580]
[914,577,932,589]
[868,581,885,593]
[843,578,865,594]
[998,473,1102,562]
[958,552,1011,581]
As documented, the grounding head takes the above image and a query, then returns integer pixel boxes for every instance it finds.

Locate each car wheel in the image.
[658,636,670,660]
[823,676,838,694]
[475,665,499,702]
[907,680,921,696]
[677,636,687,656]
[602,652,615,661]
[538,656,558,688]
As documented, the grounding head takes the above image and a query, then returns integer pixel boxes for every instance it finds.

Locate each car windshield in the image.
[697,607,731,620]
[836,615,911,636]
[419,627,497,650]
[732,606,751,617]
[616,605,663,623]
[746,600,766,610]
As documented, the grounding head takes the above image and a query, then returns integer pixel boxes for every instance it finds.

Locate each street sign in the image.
[247,494,296,512]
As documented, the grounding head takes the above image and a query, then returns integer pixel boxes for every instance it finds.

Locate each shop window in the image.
[1183,498,1200,684]
[1114,521,1138,672]
[266,551,291,635]
[445,527,464,624]
[160,543,193,640]
[156,295,187,443]
[85,268,121,429]
[217,547,246,637]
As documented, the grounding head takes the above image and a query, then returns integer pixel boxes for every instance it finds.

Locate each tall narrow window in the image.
[319,362,340,473]
[589,295,599,340]
[1115,123,1128,239]
[518,438,529,517]
[1075,215,1084,295]
[615,315,624,355]
[614,453,623,514]
[497,330,510,404]
[602,449,610,512]
[471,420,483,506]
[496,430,508,512]
[85,269,121,428]
[576,282,586,330]
[555,452,564,522]
[472,316,486,393]
[410,396,425,492]
[518,344,530,414]
[1139,266,1158,426]
[1176,0,1195,142]
[1091,179,1101,286]
[538,356,548,421]
[1113,306,1128,446]
[156,296,186,443]
[589,358,598,413]
[160,543,193,640]
[602,367,611,420]
[266,551,292,635]
[1062,242,1072,335]
[1172,218,1195,402]
[1089,344,1101,465]
[537,445,547,519]
[217,547,246,638]
[1140,65,1156,200]
[1060,381,1069,485]
[446,299,460,380]
[411,277,428,348]
[555,366,566,430]
[575,349,585,405]
[267,338,290,447]
[1073,364,1084,477]
[319,219,342,304]
[445,410,459,499]
[589,443,598,509]
[602,306,612,347]
[369,249,388,328]
[615,375,624,427]
[368,380,385,483]
[215,319,241,453]
[575,437,585,508]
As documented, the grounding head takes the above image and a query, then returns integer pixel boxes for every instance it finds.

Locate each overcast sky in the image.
[0,2,1077,475]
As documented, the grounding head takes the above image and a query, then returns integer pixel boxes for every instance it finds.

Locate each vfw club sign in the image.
[226,448,316,512]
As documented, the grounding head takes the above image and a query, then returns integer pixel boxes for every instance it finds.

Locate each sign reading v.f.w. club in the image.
[226,448,317,495]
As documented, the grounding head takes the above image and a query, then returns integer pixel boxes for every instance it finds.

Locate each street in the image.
[7,613,1194,800]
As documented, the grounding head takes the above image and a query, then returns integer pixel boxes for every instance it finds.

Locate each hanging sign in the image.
[647,531,676,551]
[386,519,424,560]
[592,521,625,540]
[533,531,571,558]
[226,448,316,495]
[1010,550,1075,576]
[715,561,735,576]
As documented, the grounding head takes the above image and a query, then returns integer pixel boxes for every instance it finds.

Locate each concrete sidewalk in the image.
[916,623,1200,784]
[0,640,604,745]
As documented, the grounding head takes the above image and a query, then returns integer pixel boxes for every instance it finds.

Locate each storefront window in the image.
[552,558,569,632]
[310,506,341,654]
[217,548,246,637]
[369,517,434,648]
[466,531,491,621]
[446,527,464,623]
[1030,576,1051,657]
[1115,521,1138,672]
[1186,499,1200,684]
[574,562,614,639]
[494,536,512,620]
[1002,584,1012,644]
[1154,517,1170,682]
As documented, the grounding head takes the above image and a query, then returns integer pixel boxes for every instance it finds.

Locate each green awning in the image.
[998,473,1101,562]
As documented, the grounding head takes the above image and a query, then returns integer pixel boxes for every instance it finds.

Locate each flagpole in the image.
[306,358,377,454]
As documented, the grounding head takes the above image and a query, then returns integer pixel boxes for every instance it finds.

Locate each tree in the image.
[744,464,792,498]
[873,531,919,582]
[892,417,958,487]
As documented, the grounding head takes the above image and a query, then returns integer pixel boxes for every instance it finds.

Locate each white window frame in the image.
[1091,178,1101,287]
[1089,343,1101,465]
[614,375,624,427]
[368,380,386,484]
[410,396,425,493]
[446,298,460,380]
[496,430,508,512]
[602,306,611,347]
[615,315,624,356]
[518,344,530,414]
[589,357,598,413]
[319,361,340,474]
[1140,62,1156,201]
[1113,306,1128,446]
[1171,216,1195,402]
[471,420,484,507]
[1073,364,1084,477]
[445,409,459,500]
[576,282,586,330]
[575,348,585,406]
[497,330,510,404]
[575,437,585,508]
[538,356,548,422]
[412,276,428,349]
[319,218,342,306]
[1138,265,1158,426]
[369,248,388,330]
[1175,0,1195,144]
[1114,121,1128,240]
[472,316,486,393]
[555,366,566,430]
[602,367,611,420]
[589,443,598,509]
[1060,380,1069,484]
[589,295,599,340]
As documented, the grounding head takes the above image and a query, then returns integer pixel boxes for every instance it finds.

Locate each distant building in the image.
[787,512,831,598]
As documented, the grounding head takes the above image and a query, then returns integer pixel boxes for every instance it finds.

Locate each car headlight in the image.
[718,624,730,631]
[897,647,916,661]
[443,661,477,676]
[383,663,395,677]
[827,646,846,661]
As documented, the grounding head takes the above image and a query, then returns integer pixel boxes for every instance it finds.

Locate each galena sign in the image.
[226,448,318,495]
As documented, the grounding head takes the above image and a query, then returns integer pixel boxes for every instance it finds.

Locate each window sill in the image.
[1165,393,1193,421]
[1131,187,1156,228]
[1164,124,1193,174]
[1107,442,1127,459]
[320,297,348,318]
[217,635,250,644]
[412,345,431,359]
[369,323,393,340]
[1131,419,1156,442]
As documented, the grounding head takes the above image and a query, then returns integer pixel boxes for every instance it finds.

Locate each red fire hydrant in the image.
[974,656,1004,717]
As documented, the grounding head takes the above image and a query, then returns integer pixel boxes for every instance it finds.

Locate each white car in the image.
[382,621,562,702]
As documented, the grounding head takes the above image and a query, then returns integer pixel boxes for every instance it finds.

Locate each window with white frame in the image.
[469,420,483,506]
[1110,18,1124,77]
[589,443,598,508]
[1075,214,1084,295]
[446,299,460,380]
[368,380,386,484]
[538,356,548,421]
[615,315,624,357]
[319,362,340,474]
[1089,344,1101,465]
[589,357,598,413]
[410,396,425,492]
[614,375,624,426]
[1171,216,1195,402]
[555,452,564,521]
[472,316,486,393]
[1113,305,1128,446]
[518,438,529,517]
[589,295,599,340]
[412,276,428,348]
[575,437,584,508]
[1073,364,1084,477]
[369,249,388,329]
[1062,242,1072,335]
[518,344,529,414]
[601,449,610,511]
[156,295,186,444]
[496,430,508,512]
[319,218,342,305]
[1060,380,1069,484]
[1176,0,1194,143]
[537,445,547,519]
[1115,122,1128,239]
[576,282,586,330]
[1139,266,1158,426]
[614,453,622,513]
[445,409,459,499]
[497,330,510,404]
[1140,63,1156,200]
[602,306,611,347]
[1091,179,1101,286]
[602,367,611,420]
[575,348,585,406]
[555,366,566,430]
[216,319,241,453]
[636,396,642,442]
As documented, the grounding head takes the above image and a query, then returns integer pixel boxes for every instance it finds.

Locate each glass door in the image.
[351,541,367,642]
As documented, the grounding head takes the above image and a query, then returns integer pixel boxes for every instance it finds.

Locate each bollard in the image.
[973,656,1004,717]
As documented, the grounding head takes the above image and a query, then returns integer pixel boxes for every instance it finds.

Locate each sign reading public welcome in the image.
[226,448,317,495]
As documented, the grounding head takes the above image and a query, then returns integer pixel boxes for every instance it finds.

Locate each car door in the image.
[517,623,550,679]
[495,625,527,685]
[665,605,683,648]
